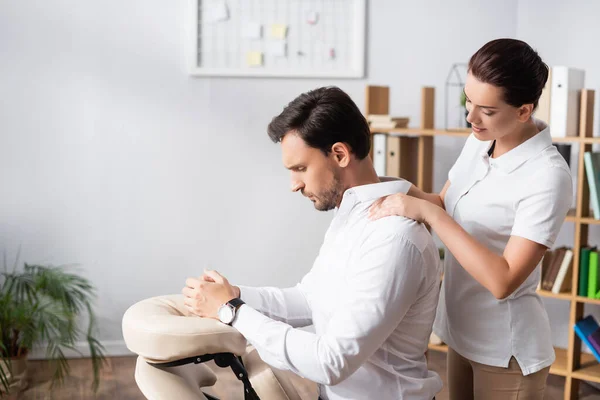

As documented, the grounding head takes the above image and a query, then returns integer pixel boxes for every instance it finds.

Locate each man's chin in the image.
[313,202,334,212]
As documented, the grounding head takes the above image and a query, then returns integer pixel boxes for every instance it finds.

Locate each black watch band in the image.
[227,297,245,310]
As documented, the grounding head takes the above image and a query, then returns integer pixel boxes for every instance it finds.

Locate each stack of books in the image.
[578,246,600,299]
[540,247,574,294]
[367,115,410,130]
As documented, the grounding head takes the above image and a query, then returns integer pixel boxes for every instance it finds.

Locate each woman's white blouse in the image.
[434,119,573,375]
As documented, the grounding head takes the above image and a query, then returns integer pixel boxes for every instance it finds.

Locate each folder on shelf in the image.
[542,247,566,291]
[589,330,600,355]
[574,316,600,363]
[535,67,552,125]
[549,66,585,137]
[584,152,600,219]
[552,248,573,294]
[588,251,599,298]
[385,135,418,183]
[579,247,594,297]
[372,133,387,177]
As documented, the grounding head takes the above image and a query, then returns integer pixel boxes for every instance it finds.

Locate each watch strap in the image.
[227,297,245,310]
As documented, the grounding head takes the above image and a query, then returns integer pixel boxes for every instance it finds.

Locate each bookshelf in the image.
[366,85,598,400]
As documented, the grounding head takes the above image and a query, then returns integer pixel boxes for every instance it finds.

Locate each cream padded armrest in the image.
[122,294,247,363]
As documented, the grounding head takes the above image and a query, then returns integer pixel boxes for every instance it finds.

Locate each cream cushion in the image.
[122,294,247,363]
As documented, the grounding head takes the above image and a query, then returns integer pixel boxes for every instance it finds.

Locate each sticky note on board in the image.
[307,11,319,25]
[267,41,287,57]
[207,0,229,23]
[246,51,263,67]
[242,22,262,39]
[270,24,288,39]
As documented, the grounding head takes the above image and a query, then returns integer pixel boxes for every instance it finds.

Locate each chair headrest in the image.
[122,295,247,363]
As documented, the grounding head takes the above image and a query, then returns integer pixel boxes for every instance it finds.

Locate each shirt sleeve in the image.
[511,165,573,248]
[232,232,424,385]
[238,284,313,327]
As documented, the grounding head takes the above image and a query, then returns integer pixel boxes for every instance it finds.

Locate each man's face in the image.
[281,132,344,211]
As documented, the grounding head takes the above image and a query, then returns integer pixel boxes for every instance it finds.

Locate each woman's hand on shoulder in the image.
[368,192,434,223]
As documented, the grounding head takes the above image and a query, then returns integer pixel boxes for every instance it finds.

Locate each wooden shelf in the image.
[427,343,448,353]
[579,216,600,225]
[369,128,600,144]
[370,128,471,137]
[551,347,569,377]
[551,136,583,143]
[537,289,573,301]
[574,295,600,305]
[583,137,600,144]
[571,353,600,383]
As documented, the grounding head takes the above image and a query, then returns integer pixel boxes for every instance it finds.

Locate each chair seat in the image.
[123,294,318,400]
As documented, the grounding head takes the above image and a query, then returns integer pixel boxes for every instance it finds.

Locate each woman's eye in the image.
[483,112,495,117]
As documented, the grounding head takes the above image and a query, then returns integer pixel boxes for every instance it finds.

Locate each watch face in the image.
[218,304,234,324]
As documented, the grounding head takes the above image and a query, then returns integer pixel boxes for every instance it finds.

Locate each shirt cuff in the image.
[232,304,266,339]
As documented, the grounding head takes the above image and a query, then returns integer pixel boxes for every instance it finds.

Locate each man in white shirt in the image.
[182,87,442,400]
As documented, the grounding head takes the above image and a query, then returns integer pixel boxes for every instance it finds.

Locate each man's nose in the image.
[291,180,304,193]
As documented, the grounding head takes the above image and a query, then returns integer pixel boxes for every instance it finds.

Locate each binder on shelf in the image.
[551,248,573,294]
[549,66,585,137]
[373,133,387,177]
[588,251,599,298]
[579,247,595,297]
[574,315,600,363]
[535,67,552,125]
[385,135,418,183]
[584,152,600,220]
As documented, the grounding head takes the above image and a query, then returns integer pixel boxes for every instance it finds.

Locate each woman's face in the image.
[464,73,529,142]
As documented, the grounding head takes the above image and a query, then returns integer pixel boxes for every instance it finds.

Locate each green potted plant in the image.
[0,261,106,396]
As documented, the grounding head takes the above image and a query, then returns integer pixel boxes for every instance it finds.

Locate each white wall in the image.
[0,0,524,354]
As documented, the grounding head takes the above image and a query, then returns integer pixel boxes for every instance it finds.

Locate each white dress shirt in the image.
[434,119,573,375]
[234,180,443,400]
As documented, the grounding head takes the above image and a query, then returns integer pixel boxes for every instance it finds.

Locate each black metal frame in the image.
[150,352,260,400]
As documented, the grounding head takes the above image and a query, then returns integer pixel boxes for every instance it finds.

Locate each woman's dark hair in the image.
[468,38,549,109]
[267,86,371,159]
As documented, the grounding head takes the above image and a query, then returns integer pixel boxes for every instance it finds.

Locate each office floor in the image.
[10,352,600,399]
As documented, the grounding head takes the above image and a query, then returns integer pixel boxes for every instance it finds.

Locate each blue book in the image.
[574,315,600,362]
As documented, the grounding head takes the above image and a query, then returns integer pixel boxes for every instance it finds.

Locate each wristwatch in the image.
[217,298,245,325]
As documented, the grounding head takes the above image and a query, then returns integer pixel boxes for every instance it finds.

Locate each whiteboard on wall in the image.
[189,0,366,78]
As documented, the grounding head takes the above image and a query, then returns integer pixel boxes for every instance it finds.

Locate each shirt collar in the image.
[343,180,411,205]
[478,118,553,174]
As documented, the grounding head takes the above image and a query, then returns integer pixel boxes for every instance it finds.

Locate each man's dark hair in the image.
[469,38,549,110]
[267,86,371,159]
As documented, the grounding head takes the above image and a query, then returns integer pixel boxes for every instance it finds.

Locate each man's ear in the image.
[517,103,534,122]
[330,142,351,167]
